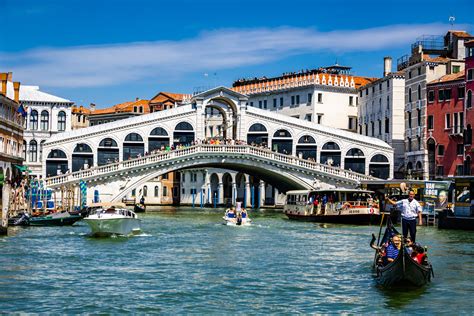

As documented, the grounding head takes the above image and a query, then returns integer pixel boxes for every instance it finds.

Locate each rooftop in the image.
[90,99,150,115]
[5,81,71,103]
[428,71,465,85]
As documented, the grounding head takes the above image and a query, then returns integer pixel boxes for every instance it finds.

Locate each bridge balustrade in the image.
[44,144,376,187]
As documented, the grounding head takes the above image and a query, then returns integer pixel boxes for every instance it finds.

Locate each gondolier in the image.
[385,190,423,242]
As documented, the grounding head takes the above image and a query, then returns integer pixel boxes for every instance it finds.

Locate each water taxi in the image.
[284,188,381,224]
[83,203,141,237]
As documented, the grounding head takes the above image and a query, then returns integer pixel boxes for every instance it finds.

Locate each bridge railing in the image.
[45,144,376,187]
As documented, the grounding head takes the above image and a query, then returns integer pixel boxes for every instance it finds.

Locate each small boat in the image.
[28,211,83,226]
[223,204,252,226]
[83,203,141,237]
[134,203,146,213]
[371,218,433,287]
[284,189,381,224]
[8,212,31,226]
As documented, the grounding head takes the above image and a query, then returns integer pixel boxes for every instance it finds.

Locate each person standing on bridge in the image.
[385,190,423,242]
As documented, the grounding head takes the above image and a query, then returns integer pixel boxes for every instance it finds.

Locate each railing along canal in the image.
[45,144,376,187]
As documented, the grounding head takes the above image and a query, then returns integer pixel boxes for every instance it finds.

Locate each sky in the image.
[1,0,473,108]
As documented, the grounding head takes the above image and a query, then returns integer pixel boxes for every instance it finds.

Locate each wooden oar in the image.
[373,197,385,267]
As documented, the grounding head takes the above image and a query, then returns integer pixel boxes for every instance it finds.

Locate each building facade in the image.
[463,40,474,175]
[398,30,473,179]
[426,72,465,177]
[71,105,90,130]
[358,57,406,178]
[232,66,376,132]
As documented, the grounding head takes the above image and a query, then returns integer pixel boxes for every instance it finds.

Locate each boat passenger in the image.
[384,235,401,264]
[241,208,247,219]
[410,243,427,264]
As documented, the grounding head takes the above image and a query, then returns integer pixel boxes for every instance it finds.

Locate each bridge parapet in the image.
[45,144,378,189]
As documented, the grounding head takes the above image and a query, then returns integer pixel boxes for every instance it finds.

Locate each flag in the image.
[17,104,27,118]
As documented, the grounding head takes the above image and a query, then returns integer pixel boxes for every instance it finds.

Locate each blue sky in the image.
[1,0,473,108]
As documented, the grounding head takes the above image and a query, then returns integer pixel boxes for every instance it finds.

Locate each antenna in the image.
[449,15,456,26]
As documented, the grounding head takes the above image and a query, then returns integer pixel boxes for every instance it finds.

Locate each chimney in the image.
[0,73,7,95]
[13,82,21,103]
[383,57,392,77]
[136,97,140,101]
[90,103,96,112]
[7,72,13,82]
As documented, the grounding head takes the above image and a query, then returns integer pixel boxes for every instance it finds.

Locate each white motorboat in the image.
[83,203,141,237]
[223,206,252,226]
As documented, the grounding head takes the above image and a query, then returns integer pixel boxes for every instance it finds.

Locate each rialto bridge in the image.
[43,87,393,203]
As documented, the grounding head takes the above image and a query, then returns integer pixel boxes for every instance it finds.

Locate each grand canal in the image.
[1,207,473,314]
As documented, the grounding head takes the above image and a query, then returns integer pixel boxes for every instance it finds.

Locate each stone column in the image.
[218,182,224,205]
[259,180,265,207]
[1,181,10,235]
[232,182,237,205]
[245,181,251,207]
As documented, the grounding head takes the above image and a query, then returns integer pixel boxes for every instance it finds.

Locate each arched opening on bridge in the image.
[98,138,119,166]
[427,138,436,179]
[210,173,219,203]
[46,149,68,176]
[123,133,144,160]
[173,122,194,147]
[272,129,292,155]
[264,183,276,205]
[296,135,317,160]
[236,172,246,202]
[320,142,341,167]
[208,97,239,140]
[222,172,233,206]
[204,104,228,140]
[369,154,390,179]
[72,143,93,172]
[344,148,365,174]
[149,127,170,152]
[247,123,268,146]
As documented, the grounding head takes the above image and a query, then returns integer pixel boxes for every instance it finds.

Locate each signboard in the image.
[424,181,449,213]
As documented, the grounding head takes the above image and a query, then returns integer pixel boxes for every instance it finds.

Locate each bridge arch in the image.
[173,121,195,146]
[204,104,229,140]
[72,143,94,172]
[46,149,68,176]
[123,132,145,160]
[205,96,239,140]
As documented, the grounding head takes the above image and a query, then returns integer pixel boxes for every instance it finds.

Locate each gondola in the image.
[371,218,433,287]
[134,203,146,213]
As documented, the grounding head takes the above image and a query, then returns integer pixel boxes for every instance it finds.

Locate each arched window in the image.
[320,142,341,166]
[98,138,119,166]
[22,140,27,160]
[247,123,268,145]
[30,110,38,130]
[29,140,37,162]
[417,85,421,100]
[39,140,46,161]
[124,133,144,160]
[149,127,170,152]
[272,129,292,154]
[296,135,317,159]
[125,133,143,142]
[173,122,194,146]
[143,186,148,197]
[58,111,66,131]
[72,143,93,172]
[154,186,159,197]
[409,88,412,103]
[467,90,472,109]
[344,148,365,174]
[369,154,390,179]
[40,110,49,131]
[46,149,68,176]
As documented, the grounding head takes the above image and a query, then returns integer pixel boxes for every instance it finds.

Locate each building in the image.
[358,57,406,178]
[3,73,74,178]
[89,98,149,126]
[0,73,24,234]
[398,30,474,179]
[426,72,465,177]
[232,65,377,132]
[71,105,90,130]
[149,92,190,112]
[463,40,474,175]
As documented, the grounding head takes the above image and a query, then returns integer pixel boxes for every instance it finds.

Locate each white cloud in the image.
[0,23,459,87]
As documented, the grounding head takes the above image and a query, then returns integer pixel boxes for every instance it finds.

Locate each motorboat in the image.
[8,210,82,226]
[223,204,252,226]
[83,203,141,237]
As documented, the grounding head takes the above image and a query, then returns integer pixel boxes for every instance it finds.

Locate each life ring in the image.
[369,208,375,214]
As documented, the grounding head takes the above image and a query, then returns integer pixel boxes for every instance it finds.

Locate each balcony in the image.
[449,126,463,137]
[406,102,412,112]
[416,100,424,110]
[406,128,412,138]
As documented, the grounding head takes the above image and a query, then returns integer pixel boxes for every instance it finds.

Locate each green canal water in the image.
[1,207,474,314]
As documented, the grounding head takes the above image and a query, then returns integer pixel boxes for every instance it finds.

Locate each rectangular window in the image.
[409,71,412,79]
[438,145,445,156]
[317,114,323,124]
[305,114,312,121]
[131,189,136,197]
[418,67,421,76]
[372,86,375,93]
[365,89,368,96]
[291,96,295,105]
[456,165,464,175]
[445,113,451,129]
[162,173,169,180]
[378,120,382,135]
[365,124,368,136]
[259,100,262,108]
[280,97,283,107]
[307,93,312,104]
[250,102,253,107]
[457,143,464,155]
[408,112,412,128]
[468,69,473,81]
[273,98,277,108]
[263,100,267,109]
[452,65,461,73]
[445,89,452,100]
[296,95,300,104]
[385,118,390,133]
[318,93,323,103]
[379,83,382,91]
[387,80,390,88]
[163,186,168,197]
[348,117,354,130]
[439,89,445,102]
[458,87,465,99]
[359,90,362,97]
[428,90,435,103]
[427,115,434,130]
[437,166,444,176]
[349,96,354,106]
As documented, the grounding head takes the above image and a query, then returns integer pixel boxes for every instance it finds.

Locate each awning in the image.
[14,165,32,173]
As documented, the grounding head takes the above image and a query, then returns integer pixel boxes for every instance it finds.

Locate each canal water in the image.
[1,207,473,314]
